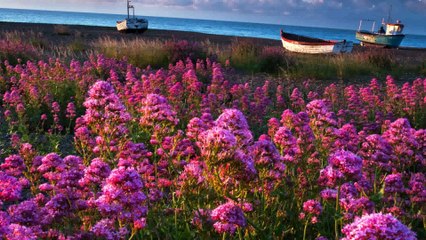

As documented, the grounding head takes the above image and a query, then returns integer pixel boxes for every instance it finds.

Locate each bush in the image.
[258,46,294,74]
[367,50,394,70]
[0,53,425,239]
[0,40,40,65]
[97,37,169,68]
[228,39,260,72]
[97,38,209,69]
[164,40,206,63]
[68,40,87,52]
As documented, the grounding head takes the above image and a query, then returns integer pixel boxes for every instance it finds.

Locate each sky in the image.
[1,0,426,34]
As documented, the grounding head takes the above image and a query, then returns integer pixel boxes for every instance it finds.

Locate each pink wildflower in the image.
[273,126,299,164]
[215,109,253,147]
[0,172,23,202]
[197,127,236,163]
[211,202,246,234]
[341,213,416,240]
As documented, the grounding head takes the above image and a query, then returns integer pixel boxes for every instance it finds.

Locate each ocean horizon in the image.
[1,8,426,48]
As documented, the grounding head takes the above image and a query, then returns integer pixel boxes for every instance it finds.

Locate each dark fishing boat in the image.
[356,6,405,48]
[356,19,405,48]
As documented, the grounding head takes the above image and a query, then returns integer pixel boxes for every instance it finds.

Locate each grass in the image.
[95,37,424,81]
[281,50,393,80]
[97,37,169,68]
[420,61,426,76]
[1,29,424,82]
[97,37,209,69]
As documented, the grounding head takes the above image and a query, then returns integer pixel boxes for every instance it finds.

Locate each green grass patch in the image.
[2,29,423,81]
[97,37,170,68]
[97,37,209,69]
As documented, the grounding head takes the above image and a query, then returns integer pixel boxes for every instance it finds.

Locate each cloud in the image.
[405,0,426,11]
[130,0,332,13]
[302,0,324,4]
[19,0,422,17]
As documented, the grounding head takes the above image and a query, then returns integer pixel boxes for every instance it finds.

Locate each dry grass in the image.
[96,37,213,69]
[96,37,169,68]
[1,25,424,81]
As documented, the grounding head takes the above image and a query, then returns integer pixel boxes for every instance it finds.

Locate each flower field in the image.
[0,46,425,239]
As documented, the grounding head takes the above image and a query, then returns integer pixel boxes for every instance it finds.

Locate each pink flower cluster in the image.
[299,199,322,224]
[139,93,179,129]
[0,51,424,239]
[95,167,147,223]
[318,150,362,187]
[341,213,416,240]
[211,201,247,234]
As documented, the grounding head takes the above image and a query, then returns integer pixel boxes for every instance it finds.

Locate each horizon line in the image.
[0,7,357,33]
[1,7,424,36]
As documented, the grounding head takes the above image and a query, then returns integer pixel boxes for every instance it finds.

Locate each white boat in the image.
[280,30,353,54]
[116,0,148,33]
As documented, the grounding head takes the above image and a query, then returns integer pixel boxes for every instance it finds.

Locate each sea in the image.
[1,8,425,48]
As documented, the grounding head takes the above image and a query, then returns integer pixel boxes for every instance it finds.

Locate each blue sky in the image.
[2,0,426,34]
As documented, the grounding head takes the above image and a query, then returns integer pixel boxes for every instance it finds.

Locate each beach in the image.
[0,21,280,46]
[1,21,426,51]
[1,21,425,81]
[2,21,426,64]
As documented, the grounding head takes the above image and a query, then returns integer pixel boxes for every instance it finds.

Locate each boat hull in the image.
[281,36,353,54]
[356,31,404,48]
[116,19,148,33]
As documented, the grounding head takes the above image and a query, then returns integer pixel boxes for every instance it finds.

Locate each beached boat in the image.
[116,0,148,33]
[356,19,405,48]
[280,30,353,54]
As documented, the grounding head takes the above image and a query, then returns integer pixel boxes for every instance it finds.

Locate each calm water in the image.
[1,8,425,48]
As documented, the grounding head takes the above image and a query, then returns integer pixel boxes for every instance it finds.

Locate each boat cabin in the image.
[385,21,404,35]
[357,19,404,36]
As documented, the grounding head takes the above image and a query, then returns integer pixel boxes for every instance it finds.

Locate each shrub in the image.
[97,37,169,68]
[0,48,425,240]
[258,46,294,74]
[366,50,394,71]
[164,40,206,63]
[228,39,260,72]
[0,40,40,65]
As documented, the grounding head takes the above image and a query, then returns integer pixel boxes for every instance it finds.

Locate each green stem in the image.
[303,220,309,240]
[335,185,341,240]
[128,231,136,240]
[238,228,243,240]
[246,217,262,232]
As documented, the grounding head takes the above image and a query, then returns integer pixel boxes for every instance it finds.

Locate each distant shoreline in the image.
[1,21,426,52]
[0,21,280,47]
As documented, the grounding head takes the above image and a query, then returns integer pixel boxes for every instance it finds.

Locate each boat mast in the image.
[127,0,130,19]
[387,5,392,23]
[358,20,362,32]
[127,0,135,19]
